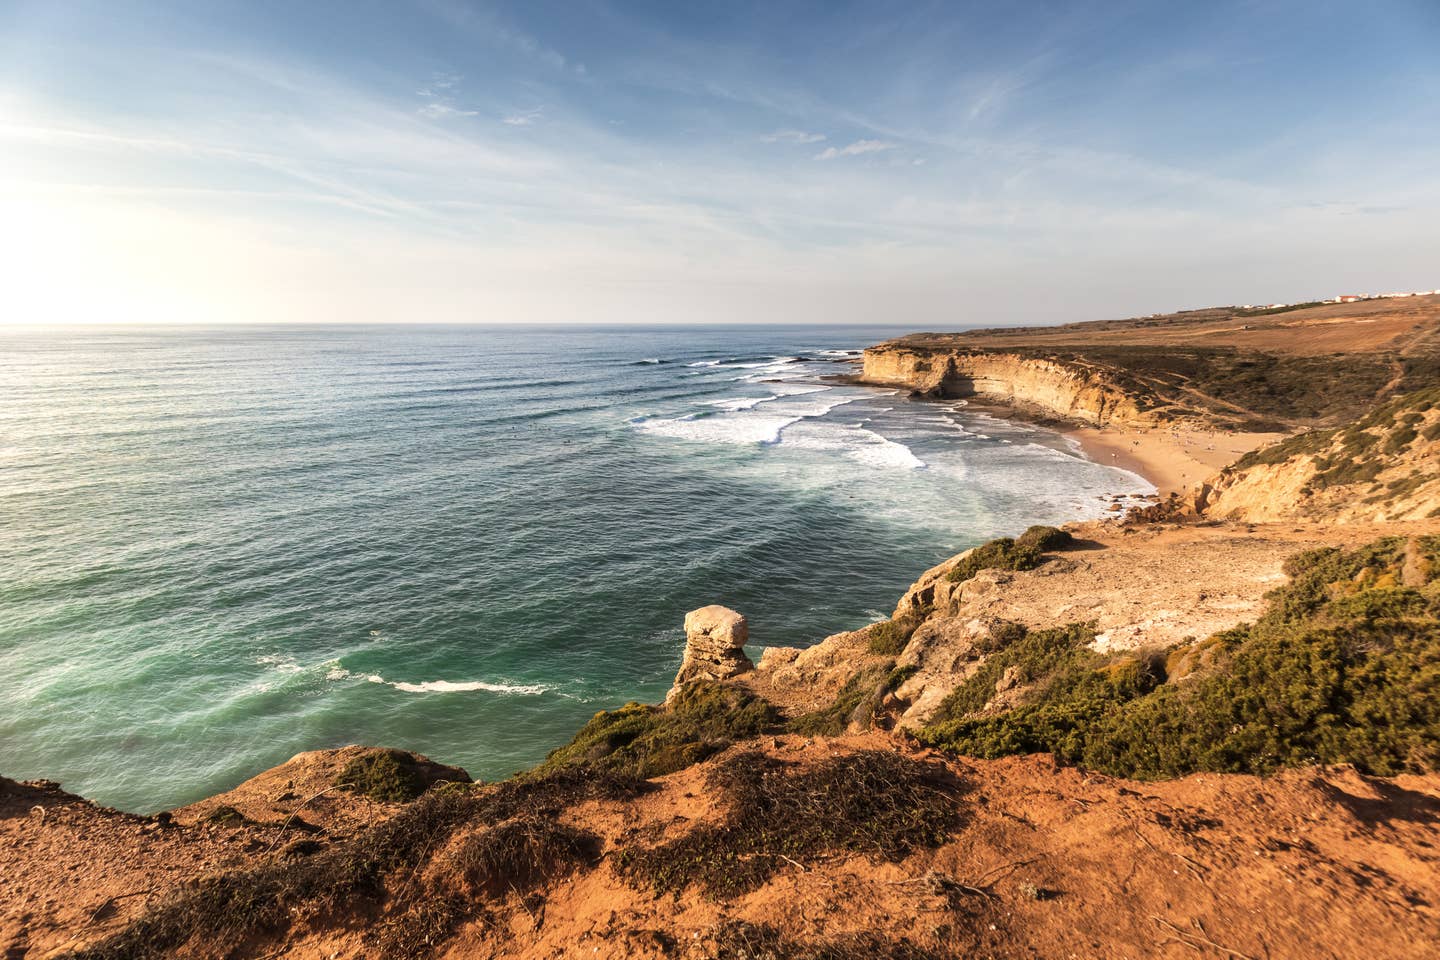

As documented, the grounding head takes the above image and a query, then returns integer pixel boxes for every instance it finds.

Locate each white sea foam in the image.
[637,387,862,447]
[256,654,303,674]
[705,394,778,411]
[778,421,926,470]
[639,413,803,446]
[766,383,830,397]
[324,664,547,695]
[376,677,549,695]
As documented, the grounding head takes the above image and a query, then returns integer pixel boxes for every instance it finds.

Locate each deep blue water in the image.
[0,325,1149,811]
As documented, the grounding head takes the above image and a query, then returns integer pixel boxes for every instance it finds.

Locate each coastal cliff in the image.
[10,295,1440,959]
[12,519,1440,960]
[860,345,1155,427]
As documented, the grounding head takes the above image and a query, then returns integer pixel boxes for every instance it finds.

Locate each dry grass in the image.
[617,749,966,899]
[67,766,650,960]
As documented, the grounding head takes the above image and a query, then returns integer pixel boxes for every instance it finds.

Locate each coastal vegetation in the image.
[944,525,1073,584]
[336,749,435,803]
[788,662,895,735]
[25,298,1440,959]
[920,537,1440,778]
[536,680,779,779]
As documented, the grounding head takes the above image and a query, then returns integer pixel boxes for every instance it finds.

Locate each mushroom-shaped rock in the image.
[667,605,753,702]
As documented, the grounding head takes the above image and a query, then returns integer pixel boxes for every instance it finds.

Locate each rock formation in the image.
[860,345,1155,427]
[667,605,752,701]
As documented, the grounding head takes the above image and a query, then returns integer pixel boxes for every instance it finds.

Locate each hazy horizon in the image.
[3,1,1438,327]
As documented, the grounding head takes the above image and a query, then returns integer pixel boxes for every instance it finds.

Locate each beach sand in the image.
[1069,425,1285,497]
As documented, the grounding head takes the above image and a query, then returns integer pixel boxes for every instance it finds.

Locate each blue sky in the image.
[2,0,1437,324]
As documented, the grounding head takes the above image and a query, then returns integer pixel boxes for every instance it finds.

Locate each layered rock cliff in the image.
[860,345,1157,427]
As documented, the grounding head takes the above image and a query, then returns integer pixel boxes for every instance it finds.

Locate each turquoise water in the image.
[0,325,1149,812]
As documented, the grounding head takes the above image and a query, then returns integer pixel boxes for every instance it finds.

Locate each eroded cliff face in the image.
[860,345,1153,427]
[1196,387,1440,523]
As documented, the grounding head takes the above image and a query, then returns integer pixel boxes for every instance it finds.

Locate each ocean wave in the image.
[635,388,865,448]
[638,413,803,446]
[705,394,779,411]
[780,422,926,470]
[376,677,549,695]
[687,359,722,367]
[768,383,831,397]
[323,663,548,695]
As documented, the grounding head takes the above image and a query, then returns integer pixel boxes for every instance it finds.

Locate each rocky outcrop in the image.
[891,617,1006,724]
[667,605,753,701]
[861,345,1155,427]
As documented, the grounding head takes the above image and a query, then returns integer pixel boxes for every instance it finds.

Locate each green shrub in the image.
[203,804,251,826]
[921,536,1440,779]
[537,680,779,779]
[885,663,919,690]
[943,527,1070,585]
[336,749,429,803]
[868,615,921,655]
[1015,525,1074,552]
[928,623,1113,722]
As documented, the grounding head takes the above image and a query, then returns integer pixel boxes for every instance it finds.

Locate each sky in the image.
[1,0,1438,326]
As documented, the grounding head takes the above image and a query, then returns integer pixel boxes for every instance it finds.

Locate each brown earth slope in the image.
[7,736,1440,960]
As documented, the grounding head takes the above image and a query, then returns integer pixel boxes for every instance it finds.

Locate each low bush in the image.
[336,749,430,803]
[945,526,1070,584]
[536,680,780,779]
[616,750,965,899]
[70,765,650,960]
[451,814,599,898]
[868,615,921,655]
[922,537,1440,779]
[1015,525,1074,552]
[203,804,251,826]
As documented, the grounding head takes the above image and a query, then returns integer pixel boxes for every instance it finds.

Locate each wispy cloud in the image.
[416,72,476,120]
[761,129,825,144]
[419,103,478,119]
[815,139,895,160]
[502,107,544,126]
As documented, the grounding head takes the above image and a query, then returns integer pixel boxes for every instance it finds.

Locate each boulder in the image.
[667,605,753,701]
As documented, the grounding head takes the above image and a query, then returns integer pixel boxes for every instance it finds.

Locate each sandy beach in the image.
[1069,424,1285,497]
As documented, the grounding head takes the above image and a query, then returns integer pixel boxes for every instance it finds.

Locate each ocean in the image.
[0,324,1150,812]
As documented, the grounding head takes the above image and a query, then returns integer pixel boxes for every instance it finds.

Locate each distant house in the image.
[1336,295,1363,303]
